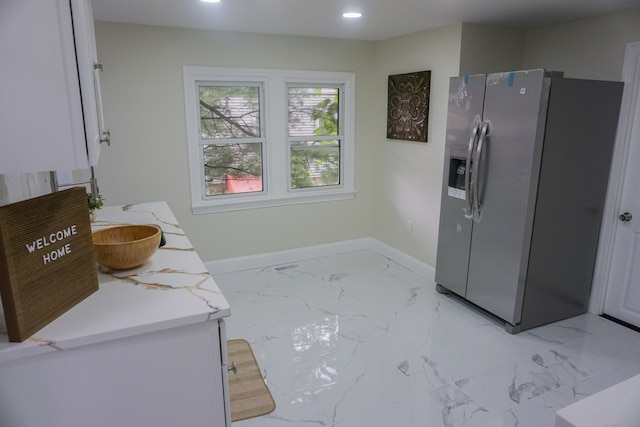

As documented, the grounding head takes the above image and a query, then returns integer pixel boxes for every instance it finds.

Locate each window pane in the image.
[290,142,340,189]
[288,87,339,137]
[203,143,263,196]
[199,86,260,139]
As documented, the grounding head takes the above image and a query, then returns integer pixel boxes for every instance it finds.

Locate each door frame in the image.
[590,40,640,313]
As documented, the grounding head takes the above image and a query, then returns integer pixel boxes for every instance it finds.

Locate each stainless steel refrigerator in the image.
[435,69,623,333]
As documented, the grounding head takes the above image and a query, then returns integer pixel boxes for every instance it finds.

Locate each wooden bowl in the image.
[92,225,161,270]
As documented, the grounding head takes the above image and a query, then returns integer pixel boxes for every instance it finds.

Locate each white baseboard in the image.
[369,240,435,280]
[204,237,435,281]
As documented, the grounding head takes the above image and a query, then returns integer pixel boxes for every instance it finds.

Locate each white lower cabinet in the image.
[0,320,230,427]
[0,202,231,426]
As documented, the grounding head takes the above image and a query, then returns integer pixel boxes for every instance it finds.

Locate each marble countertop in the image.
[556,373,640,427]
[0,201,230,363]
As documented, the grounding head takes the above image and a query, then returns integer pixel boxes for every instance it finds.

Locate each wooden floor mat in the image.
[227,339,276,422]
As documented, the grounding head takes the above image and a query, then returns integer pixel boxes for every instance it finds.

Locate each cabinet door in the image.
[0,321,228,427]
[71,0,106,166]
[219,319,232,426]
[0,0,102,173]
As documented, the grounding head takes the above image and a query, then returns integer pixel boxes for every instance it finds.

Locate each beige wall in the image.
[94,22,463,265]
[460,23,525,75]
[370,25,462,266]
[94,23,378,261]
[523,11,640,80]
[94,11,640,265]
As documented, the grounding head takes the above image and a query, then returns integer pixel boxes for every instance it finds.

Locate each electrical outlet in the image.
[405,219,413,234]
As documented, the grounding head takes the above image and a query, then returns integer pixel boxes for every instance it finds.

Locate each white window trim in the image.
[183,66,356,214]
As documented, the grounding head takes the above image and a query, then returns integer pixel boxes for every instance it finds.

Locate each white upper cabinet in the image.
[0,0,107,174]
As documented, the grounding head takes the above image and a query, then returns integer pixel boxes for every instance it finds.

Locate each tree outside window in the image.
[183,67,355,214]
[198,84,264,195]
[288,86,342,189]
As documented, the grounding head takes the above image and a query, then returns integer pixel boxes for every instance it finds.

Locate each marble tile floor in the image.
[213,249,640,427]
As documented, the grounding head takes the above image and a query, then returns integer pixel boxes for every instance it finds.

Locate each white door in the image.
[603,41,640,328]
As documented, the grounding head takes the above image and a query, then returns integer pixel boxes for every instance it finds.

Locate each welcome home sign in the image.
[26,224,79,265]
[0,187,98,342]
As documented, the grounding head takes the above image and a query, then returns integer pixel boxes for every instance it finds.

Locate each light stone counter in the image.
[556,373,640,427]
[0,201,230,363]
[0,201,232,427]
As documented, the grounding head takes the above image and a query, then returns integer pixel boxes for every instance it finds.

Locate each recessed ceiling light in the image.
[200,0,221,3]
[343,12,362,19]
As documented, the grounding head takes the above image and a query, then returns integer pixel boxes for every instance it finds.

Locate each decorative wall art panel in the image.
[387,71,431,142]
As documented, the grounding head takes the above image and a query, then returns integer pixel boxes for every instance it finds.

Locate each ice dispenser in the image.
[447,158,466,200]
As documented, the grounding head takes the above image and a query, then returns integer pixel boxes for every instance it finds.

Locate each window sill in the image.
[191,189,357,214]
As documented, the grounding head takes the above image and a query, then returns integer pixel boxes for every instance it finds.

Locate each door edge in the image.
[591,40,640,314]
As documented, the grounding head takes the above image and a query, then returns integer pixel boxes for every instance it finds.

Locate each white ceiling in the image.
[91,0,640,41]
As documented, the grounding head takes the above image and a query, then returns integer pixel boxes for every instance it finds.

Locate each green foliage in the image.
[87,193,104,211]
[302,89,340,188]
[200,84,341,192]
[290,153,313,188]
[203,143,262,181]
[311,96,339,136]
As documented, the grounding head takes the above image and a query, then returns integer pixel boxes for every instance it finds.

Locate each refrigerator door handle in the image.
[464,119,481,219]
[473,121,490,223]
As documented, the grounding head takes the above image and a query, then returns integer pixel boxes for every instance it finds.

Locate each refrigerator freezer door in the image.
[435,74,486,297]
[465,70,548,324]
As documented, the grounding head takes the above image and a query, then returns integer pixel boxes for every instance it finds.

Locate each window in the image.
[183,67,355,213]
[288,85,341,189]
[198,83,264,196]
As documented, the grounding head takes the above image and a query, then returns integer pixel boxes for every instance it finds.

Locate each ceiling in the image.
[91,0,640,42]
